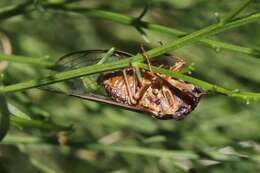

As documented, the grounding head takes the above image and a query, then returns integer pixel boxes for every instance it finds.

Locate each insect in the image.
[46,49,202,120]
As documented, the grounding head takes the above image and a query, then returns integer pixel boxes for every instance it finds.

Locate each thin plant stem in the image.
[221,0,252,23]
[10,115,73,131]
[134,62,260,101]
[0,10,260,96]
[0,53,54,68]
[50,4,260,57]
[0,0,33,20]
[0,1,260,58]
[0,94,9,141]
[88,144,198,160]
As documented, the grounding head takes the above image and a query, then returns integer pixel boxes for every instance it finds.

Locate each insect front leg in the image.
[158,41,187,73]
[140,44,154,75]
[128,62,152,104]
[168,55,187,72]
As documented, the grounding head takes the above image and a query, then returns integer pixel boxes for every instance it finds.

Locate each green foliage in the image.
[0,0,260,173]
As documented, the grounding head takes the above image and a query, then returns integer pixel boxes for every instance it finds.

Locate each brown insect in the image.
[46,49,202,120]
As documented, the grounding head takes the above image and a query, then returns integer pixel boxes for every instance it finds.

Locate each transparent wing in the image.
[54,49,133,71]
[42,49,149,114]
[50,49,133,93]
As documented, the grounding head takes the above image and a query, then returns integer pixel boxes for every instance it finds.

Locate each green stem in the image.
[0,53,54,67]
[10,115,72,131]
[0,58,130,93]
[2,135,44,144]
[200,38,260,57]
[0,10,260,94]
[1,2,259,59]
[221,0,252,23]
[0,0,33,20]
[54,4,260,34]
[51,4,260,57]
[135,62,260,101]
[145,23,223,57]
[0,75,9,141]
[209,12,260,36]
[89,144,198,159]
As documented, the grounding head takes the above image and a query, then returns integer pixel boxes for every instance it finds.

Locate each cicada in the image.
[46,48,202,120]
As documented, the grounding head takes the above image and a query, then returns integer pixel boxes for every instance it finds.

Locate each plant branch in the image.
[1,2,260,58]
[0,10,260,95]
[0,53,54,67]
[135,62,260,101]
[221,0,252,23]
[0,0,33,20]
[10,115,73,131]
[48,4,260,57]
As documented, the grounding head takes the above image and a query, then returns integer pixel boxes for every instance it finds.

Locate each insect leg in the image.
[122,69,137,105]
[158,41,186,72]
[140,44,154,75]
[132,65,143,86]
[170,60,186,72]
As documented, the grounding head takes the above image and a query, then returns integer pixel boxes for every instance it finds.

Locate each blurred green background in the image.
[1,0,260,173]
